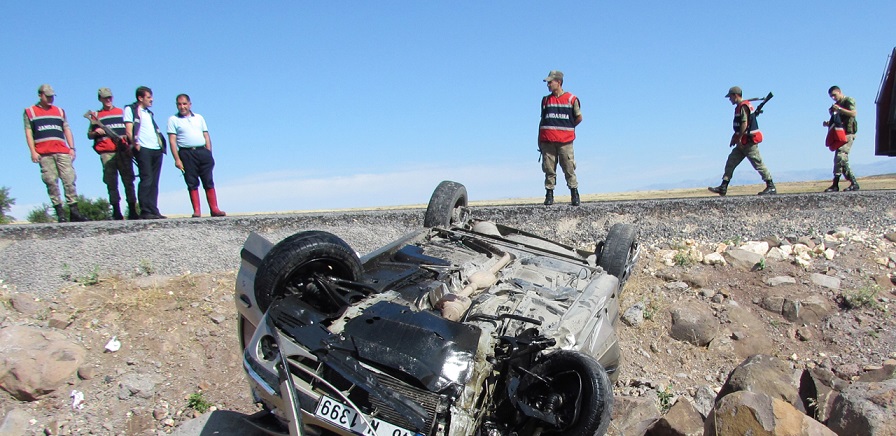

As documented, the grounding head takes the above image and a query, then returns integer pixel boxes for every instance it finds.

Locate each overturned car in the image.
[235,181,639,436]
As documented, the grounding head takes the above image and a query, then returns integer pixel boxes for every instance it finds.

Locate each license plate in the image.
[314,394,420,436]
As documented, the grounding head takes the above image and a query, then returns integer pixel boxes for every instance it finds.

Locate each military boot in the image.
[758,180,777,196]
[824,176,840,192]
[53,204,66,223]
[570,188,580,206]
[708,180,729,196]
[69,203,88,222]
[543,189,554,206]
[111,202,124,220]
[844,173,860,191]
[126,201,139,220]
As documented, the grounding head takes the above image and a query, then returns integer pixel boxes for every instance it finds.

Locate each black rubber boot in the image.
[69,203,88,222]
[824,176,840,192]
[53,204,66,223]
[127,201,139,220]
[844,173,860,191]
[570,188,580,206]
[708,180,729,196]
[758,180,777,195]
[111,202,123,220]
[543,189,554,206]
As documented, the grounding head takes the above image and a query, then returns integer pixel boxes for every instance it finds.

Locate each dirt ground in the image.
[3,236,894,435]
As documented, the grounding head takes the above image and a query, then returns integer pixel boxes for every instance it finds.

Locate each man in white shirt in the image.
[124,86,167,219]
[167,94,225,217]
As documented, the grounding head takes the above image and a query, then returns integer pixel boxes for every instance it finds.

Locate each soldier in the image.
[538,70,583,206]
[823,86,860,192]
[709,86,776,196]
[87,88,138,219]
[23,84,87,222]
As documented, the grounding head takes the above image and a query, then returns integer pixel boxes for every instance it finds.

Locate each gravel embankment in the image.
[1,191,894,298]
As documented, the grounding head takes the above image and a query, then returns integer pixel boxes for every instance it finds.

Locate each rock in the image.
[874,274,895,289]
[679,272,708,289]
[622,302,646,327]
[77,366,96,380]
[885,232,896,243]
[119,372,162,400]
[782,294,832,324]
[208,313,226,325]
[0,326,86,401]
[48,312,72,330]
[668,301,718,347]
[646,397,703,436]
[722,248,764,271]
[739,241,770,256]
[664,281,689,291]
[800,368,841,423]
[797,236,816,249]
[692,385,716,418]
[767,276,796,287]
[0,408,32,436]
[827,379,896,436]
[706,391,835,435]
[766,247,790,261]
[8,293,46,316]
[725,304,776,358]
[607,395,661,436]
[857,359,896,382]
[809,273,841,290]
[760,290,834,324]
[702,252,726,266]
[716,354,805,413]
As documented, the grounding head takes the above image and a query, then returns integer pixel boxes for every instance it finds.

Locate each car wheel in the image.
[515,350,613,436]
[423,181,468,228]
[253,231,363,314]
[597,223,639,293]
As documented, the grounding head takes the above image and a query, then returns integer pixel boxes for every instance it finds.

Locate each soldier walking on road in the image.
[709,86,776,196]
[823,86,860,192]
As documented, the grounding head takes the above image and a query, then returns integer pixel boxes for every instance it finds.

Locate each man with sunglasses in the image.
[87,88,138,219]
[23,84,87,222]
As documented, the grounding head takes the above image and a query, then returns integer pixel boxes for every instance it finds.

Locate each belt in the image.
[178,146,205,149]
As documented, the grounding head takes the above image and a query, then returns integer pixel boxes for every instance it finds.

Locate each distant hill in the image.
[636,159,896,191]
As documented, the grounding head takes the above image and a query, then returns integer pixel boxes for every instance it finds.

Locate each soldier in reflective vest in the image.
[822,86,860,192]
[87,88,138,220]
[23,84,87,222]
[538,70,583,206]
[709,86,776,196]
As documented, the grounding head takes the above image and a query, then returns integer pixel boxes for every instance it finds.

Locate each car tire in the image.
[253,230,363,314]
[516,350,613,435]
[423,181,468,228]
[598,223,638,292]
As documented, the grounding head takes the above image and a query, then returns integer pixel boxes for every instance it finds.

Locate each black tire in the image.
[423,181,468,228]
[515,351,614,436]
[598,223,638,292]
[253,231,363,314]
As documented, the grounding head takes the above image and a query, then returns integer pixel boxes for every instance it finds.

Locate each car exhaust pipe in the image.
[438,251,513,321]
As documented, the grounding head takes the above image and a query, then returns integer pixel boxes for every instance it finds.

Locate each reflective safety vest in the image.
[25,105,69,154]
[539,92,579,143]
[734,100,763,145]
[91,107,126,153]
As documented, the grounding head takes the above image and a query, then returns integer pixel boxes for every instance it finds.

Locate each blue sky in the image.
[2,2,894,219]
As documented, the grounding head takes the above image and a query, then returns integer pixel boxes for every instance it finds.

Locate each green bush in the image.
[0,187,15,224]
[73,195,111,221]
[27,204,54,223]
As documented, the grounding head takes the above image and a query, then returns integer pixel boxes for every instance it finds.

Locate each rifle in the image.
[84,111,133,156]
[747,92,774,117]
